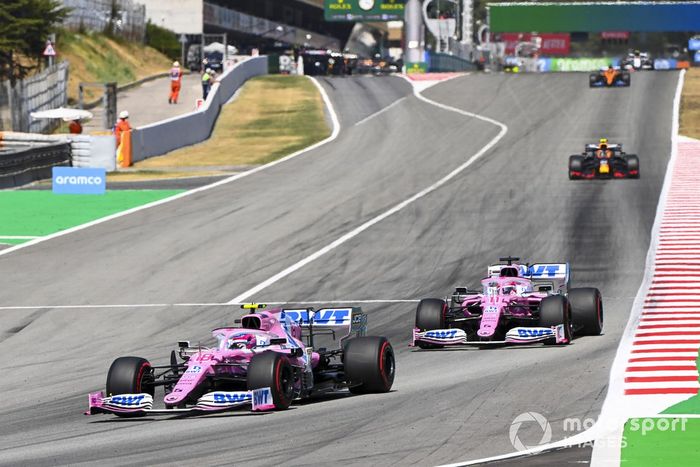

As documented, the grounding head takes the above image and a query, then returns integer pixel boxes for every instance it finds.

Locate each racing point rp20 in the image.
[412,257,603,349]
[87,305,395,417]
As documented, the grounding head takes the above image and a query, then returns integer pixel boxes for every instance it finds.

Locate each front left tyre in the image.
[569,155,584,180]
[568,287,604,336]
[538,295,572,344]
[106,356,155,418]
[415,298,447,349]
[106,356,155,397]
[247,351,295,410]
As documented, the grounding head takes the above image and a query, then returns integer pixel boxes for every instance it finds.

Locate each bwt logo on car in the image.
[111,395,145,406]
[425,330,459,339]
[213,393,250,404]
[282,308,351,325]
[253,388,272,406]
[517,329,553,338]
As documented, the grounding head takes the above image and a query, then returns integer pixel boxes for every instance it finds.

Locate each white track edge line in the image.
[589,69,688,467]
[227,76,507,304]
[0,76,340,258]
[439,70,688,467]
[354,96,408,126]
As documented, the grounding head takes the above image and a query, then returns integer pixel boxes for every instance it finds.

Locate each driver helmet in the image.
[229,333,256,350]
[599,138,608,149]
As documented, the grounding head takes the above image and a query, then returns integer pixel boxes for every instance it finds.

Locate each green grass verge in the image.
[0,190,183,242]
[621,417,700,465]
[662,349,700,414]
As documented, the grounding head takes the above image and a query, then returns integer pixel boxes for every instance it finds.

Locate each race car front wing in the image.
[86,387,275,416]
[411,325,568,346]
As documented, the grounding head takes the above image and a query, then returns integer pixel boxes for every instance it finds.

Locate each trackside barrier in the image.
[0,140,71,189]
[0,132,117,187]
[130,56,268,163]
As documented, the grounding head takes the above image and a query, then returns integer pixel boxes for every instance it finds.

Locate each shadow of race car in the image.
[569,141,639,179]
[86,304,395,417]
[411,257,603,349]
[590,67,630,87]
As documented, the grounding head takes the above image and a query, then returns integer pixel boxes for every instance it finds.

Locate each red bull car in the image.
[411,257,603,348]
[569,141,640,180]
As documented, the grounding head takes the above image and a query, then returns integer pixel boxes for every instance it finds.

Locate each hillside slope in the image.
[57,31,172,103]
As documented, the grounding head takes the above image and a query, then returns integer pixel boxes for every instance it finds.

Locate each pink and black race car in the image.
[87,305,394,417]
[411,257,603,349]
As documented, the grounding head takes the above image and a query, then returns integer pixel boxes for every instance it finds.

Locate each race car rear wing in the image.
[280,307,368,348]
[585,143,621,151]
[487,262,569,294]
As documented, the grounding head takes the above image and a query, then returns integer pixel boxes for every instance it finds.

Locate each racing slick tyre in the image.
[568,287,604,336]
[106,356,155,417]
[625,155,640,178]
[621,72,631,86]
[589,74,598,88]
[415,298,447,349]
[569,155,584,180]
[247,351,295,410]
[538,295,572,345]
[344,336,395,395]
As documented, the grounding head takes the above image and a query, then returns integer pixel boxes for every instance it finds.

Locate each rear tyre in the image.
[415,298,447,349]
[622,72,631,86]
[247,351,294,410]
[538,295,572,345]
[568,288,604,336]
[569,155,584,180]
[344,336,395,394]
[625,155,640,178]
[106,356,154,418]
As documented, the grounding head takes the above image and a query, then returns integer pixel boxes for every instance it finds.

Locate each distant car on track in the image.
[87,305,395,417]
[569,138,640,179]
[621,50,654,71]
[590,66,630,87]
[411,257,603,349]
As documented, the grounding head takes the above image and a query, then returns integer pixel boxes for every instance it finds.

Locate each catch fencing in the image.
[0,62,69,133]
[131,56,268,162]
[61,0,146,42]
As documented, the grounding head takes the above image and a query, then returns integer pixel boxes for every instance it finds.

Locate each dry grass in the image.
[135,75,330,168]
[106,170,229,182]
[58,32,172,103]
[681,68,700,139]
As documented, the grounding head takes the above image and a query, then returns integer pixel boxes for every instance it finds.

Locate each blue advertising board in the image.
[52,167,106,194]
[689,38,700,51]
[695,51,700,63]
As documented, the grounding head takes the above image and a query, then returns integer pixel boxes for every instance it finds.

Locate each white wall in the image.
[138,0,203,34]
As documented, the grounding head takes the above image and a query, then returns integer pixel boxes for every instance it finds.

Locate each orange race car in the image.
[589,66,631,87]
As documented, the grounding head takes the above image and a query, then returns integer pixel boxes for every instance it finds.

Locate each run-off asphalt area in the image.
[0,72,678,465]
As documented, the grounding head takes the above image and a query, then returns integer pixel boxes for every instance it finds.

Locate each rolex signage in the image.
[324,0,405,22]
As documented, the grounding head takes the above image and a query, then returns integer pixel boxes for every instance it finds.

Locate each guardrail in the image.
[131,56,268,163]
[0,142,71,189]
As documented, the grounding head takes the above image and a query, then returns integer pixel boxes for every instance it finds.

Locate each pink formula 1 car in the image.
[87,305,395,417]
[411,257,603,348]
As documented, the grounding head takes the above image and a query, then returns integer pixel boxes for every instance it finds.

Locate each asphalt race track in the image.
[0,71,679,466]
